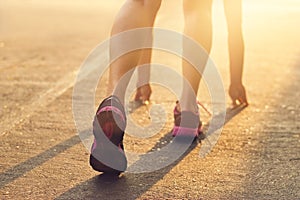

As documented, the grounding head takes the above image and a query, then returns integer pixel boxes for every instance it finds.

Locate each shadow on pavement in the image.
[0,130,91,189]
[56,104,247,200]
[229,62,300,198]
[0,104,246,197]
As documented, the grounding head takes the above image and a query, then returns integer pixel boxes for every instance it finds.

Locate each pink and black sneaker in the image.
[90,95,127,175]
[172,101,205,141]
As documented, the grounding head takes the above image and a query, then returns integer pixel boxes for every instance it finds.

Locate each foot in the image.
[90,95,127,174]
[172,101,205,140]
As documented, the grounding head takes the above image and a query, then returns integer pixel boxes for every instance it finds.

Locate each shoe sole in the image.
[90,110,127,174]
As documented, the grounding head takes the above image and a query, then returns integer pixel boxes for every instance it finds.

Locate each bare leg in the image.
[107,0,161,105]
[180,0,213,112]
[224,0,248,105]
[134,47,152,102]
[91,1,161,173]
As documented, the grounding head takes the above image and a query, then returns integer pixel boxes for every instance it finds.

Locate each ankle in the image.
[179,102,198,114]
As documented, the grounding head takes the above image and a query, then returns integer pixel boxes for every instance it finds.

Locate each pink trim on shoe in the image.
[91,138,97,152]
[172,126,198,137]
[173,107,181,115]
[97,106,126,123]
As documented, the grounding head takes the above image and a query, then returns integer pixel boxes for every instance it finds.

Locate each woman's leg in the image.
[108,0,161,104]
[90,0,162,173]
[180,0,213,112]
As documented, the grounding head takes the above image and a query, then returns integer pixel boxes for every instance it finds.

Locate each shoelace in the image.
[197,100,212,116]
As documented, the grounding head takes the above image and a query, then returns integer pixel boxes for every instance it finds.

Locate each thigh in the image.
[183,0,213,13]
[129,0,162,11]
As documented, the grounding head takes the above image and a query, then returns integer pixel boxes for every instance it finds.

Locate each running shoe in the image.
[90,95,127,174]
[172,101,205,140]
